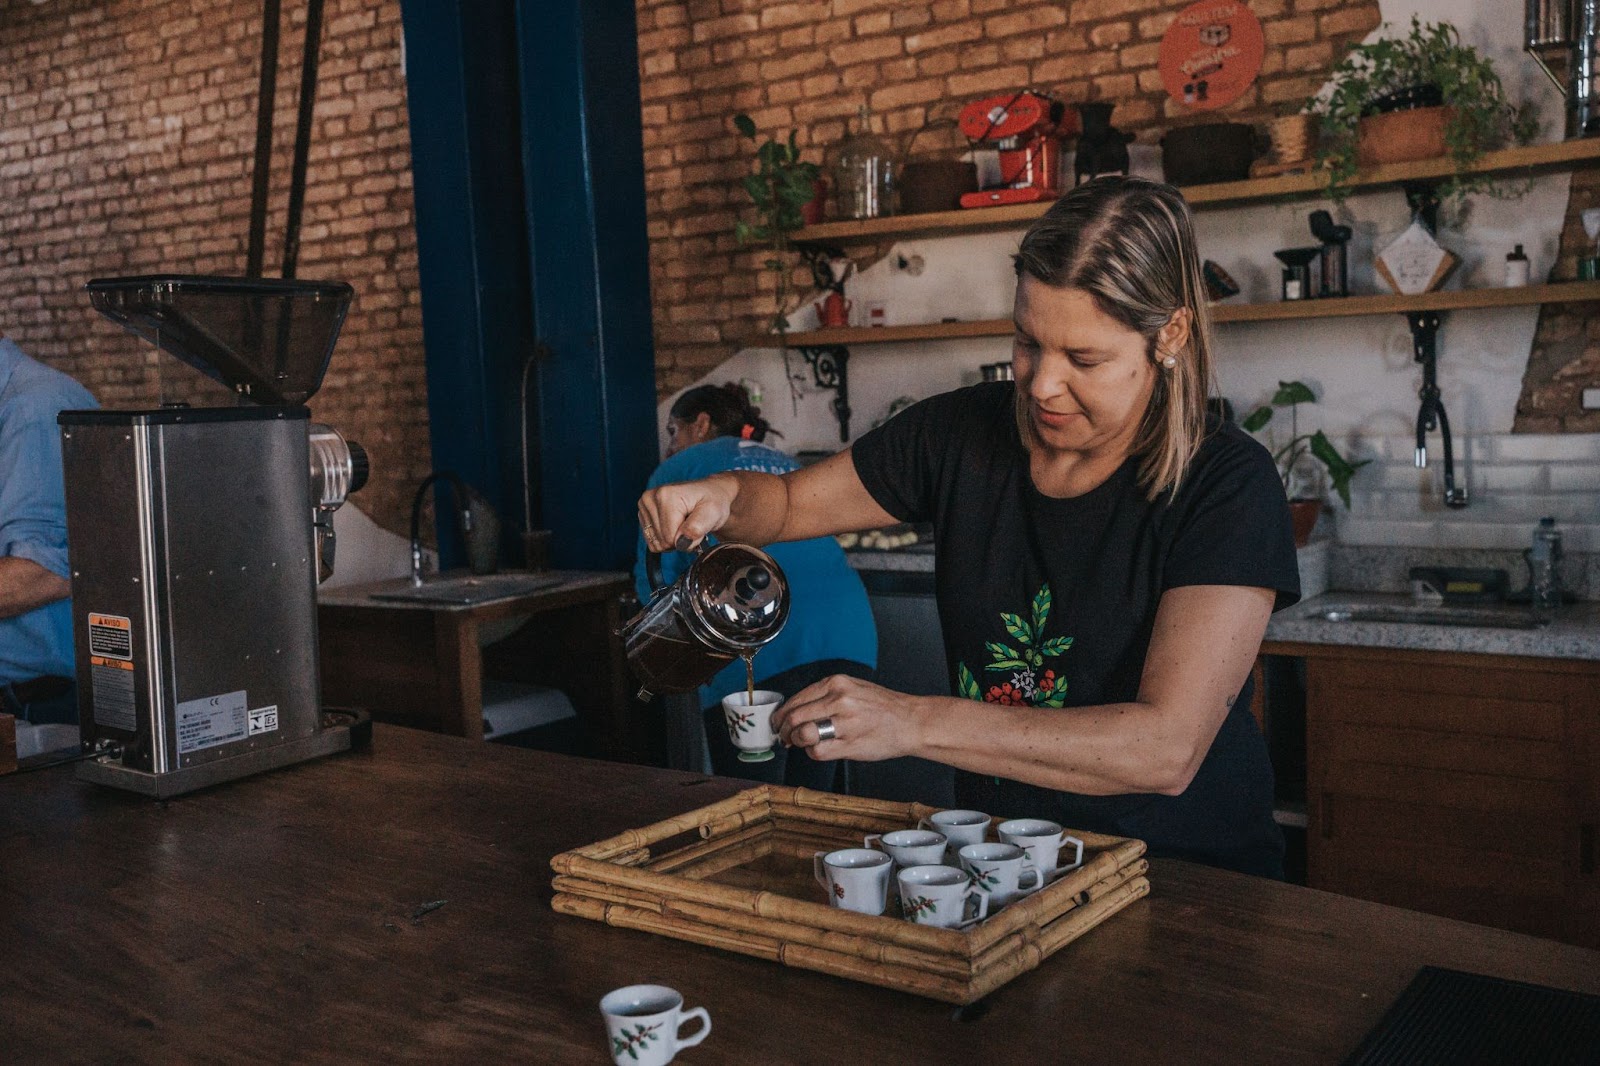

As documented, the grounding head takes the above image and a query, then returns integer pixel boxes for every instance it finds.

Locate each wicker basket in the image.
[550,785,1149,1004]
[1270,113,1318,166]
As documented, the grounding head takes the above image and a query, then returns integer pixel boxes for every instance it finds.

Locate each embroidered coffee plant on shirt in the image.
[956,583,1074,708]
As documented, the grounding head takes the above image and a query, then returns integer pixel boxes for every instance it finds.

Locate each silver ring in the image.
[814,717,837,742]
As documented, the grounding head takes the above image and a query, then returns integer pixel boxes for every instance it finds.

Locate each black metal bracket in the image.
[796,243,849,293]
[1401,181,1441,235]
[1407,310,1441,369]
[800,344,851,442]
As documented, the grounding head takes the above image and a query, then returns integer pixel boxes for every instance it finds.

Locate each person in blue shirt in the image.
[0,335,97,724]
[635,383,876,789]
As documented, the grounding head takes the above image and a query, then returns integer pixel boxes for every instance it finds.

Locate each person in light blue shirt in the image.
[0,336,97,724]
[636,383,876,789]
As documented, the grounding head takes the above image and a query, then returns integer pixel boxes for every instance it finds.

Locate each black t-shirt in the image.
[851,382,1300,877]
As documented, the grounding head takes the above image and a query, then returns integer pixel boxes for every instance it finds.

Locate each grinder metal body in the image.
[64,275,367,797]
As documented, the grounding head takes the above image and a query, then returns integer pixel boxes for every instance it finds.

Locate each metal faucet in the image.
[1409,311,1468,509]
[409,471,476,586]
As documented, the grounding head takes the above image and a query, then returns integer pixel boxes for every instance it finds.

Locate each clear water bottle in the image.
[1527,516,1563,614]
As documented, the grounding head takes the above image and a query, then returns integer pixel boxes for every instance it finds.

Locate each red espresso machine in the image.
[958,90,1078,209]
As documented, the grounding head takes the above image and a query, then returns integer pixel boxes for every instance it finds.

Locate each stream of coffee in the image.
[743,652,756,705]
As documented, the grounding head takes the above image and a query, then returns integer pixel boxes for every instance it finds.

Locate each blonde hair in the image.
[1012,177,1216,499]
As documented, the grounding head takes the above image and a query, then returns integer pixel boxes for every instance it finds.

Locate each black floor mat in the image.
[1346,966,1600,1065]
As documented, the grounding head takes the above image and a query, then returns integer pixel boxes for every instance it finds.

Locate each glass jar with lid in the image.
[834,105,894,220]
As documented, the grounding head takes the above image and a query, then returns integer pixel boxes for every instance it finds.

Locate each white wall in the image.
[659,1,1600,549]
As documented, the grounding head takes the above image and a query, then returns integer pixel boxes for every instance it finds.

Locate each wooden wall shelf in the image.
[769,282,1600,349]
[793,139,1600,247]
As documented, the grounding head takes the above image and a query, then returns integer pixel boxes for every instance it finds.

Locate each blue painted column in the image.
[513,0,659,571]
[399,0,656,570]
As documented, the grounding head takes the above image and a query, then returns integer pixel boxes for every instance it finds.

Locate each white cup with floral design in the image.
[997,818,1084,880]
[599,984,711,1066]
[813,847,892,915]
[721,689,781,763]
[958,841,1044,907]
[863,828,948,868]
[918,809,990,860]
[897,863,989,929]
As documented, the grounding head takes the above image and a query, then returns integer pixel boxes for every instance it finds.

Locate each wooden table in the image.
[4,726,1598,1063]
[317,570,644,759]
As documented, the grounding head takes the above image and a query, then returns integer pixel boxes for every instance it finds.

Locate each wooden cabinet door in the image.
[1567,670,1600,948]
[1306,650,1593,945]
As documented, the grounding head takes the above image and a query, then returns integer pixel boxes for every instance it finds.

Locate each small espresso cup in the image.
[813,847,892,915]
[863,828,948,868]
[721,690,782,763]
[997,818,1084,880]
[897,864,990,929]
[599,984,711,1066]
[918,809,991,858]
[958,842,1044,907]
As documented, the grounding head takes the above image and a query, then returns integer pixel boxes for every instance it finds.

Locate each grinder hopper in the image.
[65,275,369,797]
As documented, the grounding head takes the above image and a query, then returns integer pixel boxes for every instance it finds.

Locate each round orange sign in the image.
[1158,0,1265,111]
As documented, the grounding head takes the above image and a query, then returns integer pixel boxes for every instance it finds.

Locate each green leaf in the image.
[1030,584,1052,638]
[1000,612,1032,645]
[1309,430,1371,508]
[985,659,1028,672]
[984,640,1020,663]
[1240,406,1273,433]
[957,662,981,701]
[734,113,756,139]
[1272,380,1317,406]
[1038,636,1074,657]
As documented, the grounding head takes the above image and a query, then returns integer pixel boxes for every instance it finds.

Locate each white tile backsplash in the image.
[1330,431,1600,554]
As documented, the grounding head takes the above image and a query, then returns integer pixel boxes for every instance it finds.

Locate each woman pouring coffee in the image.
[639,178,1300,877]
[636,382,876,791]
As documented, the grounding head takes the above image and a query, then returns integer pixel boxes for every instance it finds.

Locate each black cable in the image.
[7,744,119,776]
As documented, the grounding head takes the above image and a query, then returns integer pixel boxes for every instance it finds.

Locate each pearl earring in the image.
[1162,355,1178,368]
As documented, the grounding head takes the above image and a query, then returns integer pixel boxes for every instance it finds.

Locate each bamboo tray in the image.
[549,785,1149,1004]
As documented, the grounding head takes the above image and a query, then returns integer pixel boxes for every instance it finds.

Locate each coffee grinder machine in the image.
[63,275,369,797]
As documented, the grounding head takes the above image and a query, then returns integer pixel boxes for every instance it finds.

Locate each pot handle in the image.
[646,540,709,595]
[646,551,667,595]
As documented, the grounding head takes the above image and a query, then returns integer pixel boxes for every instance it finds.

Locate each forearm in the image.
[910,694,1202,796]
[0,556,70,620]
[710,471,792,545]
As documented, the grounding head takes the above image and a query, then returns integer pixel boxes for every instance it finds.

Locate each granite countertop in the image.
[1267,591,1600,661]
[846,547,935,573]
[850,543,1600,660]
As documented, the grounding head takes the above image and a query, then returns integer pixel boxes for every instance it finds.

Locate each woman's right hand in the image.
[638,474,739,554]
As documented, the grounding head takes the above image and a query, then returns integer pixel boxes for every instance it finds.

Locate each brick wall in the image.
[634,0,1384,396]
[1518,166,1600,431]
[0,0,426,535]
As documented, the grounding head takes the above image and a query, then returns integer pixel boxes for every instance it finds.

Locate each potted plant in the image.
[1241,381,1370,547]
[732,114,823,337]
[1308,17,1536,201]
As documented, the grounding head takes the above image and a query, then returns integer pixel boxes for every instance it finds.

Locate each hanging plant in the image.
[1308,17,1537,203]
[732,113,822,336]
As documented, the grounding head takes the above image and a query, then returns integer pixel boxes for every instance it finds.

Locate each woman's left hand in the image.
[773,675,926,763]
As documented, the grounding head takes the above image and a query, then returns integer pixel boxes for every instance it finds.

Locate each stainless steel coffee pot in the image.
[623,542,790,699]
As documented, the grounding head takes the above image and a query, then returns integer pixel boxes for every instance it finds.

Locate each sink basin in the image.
[370,573,569,606]
[1317,604,1549,630]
